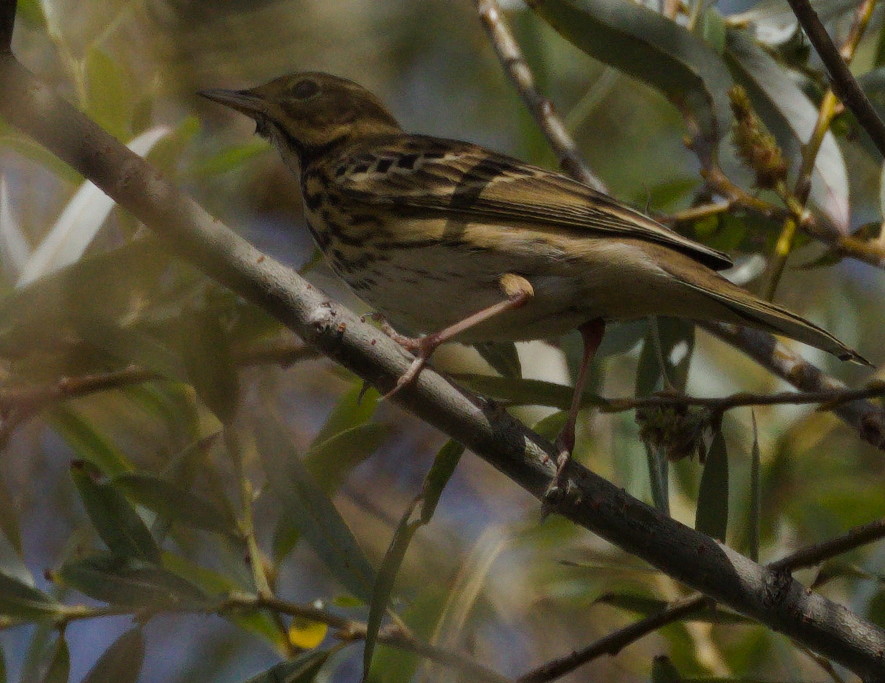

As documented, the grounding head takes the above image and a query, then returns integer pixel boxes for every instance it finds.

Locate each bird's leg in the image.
[545,318,605,502]
[383,274,534,399]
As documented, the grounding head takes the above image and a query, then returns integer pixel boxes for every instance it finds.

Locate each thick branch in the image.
[785,0,885,157]
[2,52,885,677]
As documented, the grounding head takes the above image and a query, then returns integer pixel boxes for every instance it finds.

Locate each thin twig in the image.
[785,0,885,157]
[52,594,510,683]
[474,0,606,191]
[521,517,885,682]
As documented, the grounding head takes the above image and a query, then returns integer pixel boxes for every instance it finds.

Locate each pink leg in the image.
[383,274,533,399]
[547,318,605,498]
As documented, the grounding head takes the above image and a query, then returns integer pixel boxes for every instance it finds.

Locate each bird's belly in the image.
[321,219,683,342]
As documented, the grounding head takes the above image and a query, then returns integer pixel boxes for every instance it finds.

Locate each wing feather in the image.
[332,135,733,270]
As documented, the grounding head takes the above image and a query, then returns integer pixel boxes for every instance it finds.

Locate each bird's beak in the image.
[198,88,266,118]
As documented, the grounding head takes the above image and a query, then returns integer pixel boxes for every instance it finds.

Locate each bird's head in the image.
[200,72,402,162]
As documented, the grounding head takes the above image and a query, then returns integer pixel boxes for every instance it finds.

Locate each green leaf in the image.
[40,636,69,683]
[0,572,61,620]
[747,412,761,562]
[363,441,463,679]
[70,462,160,563]
[50,408,131,475]
[695,427,729,541]
[81,628,144,683]
[651,655,681,683]
[451,373,602,410]
[192,140,269,177]
[311,383,379,448]
[725,29,849,231]
[179,307,239,424]
[305,423,389,493]
[256,416,375,603]
[111,473,237,537]
[419,440,464,523]
[529,0,733,145]
[55,553,207,608]
[243,649,332,683]
[85,48,132,140]
[472,341,522,378]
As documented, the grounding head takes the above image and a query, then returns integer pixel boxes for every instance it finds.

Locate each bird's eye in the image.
[291,79,320,100]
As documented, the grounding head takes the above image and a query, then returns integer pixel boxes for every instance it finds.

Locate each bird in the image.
[200,71,867,490]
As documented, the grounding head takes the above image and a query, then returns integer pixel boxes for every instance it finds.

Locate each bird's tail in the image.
[664,260,870,366]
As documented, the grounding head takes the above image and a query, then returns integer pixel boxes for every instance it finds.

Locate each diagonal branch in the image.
[2,28,885,680]
[785,0,885,157]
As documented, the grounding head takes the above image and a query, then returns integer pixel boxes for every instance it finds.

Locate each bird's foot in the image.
[382,333,442,400]
[541,433,575,516]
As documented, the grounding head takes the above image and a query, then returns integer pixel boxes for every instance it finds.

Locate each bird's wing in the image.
[331,135,733,271]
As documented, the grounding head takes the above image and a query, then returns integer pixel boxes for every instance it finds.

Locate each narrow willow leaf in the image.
[81,628,144,683]
[311,383,379,447]
[472,341,522,379]
[51,409,131,475]
[529,0,733,144]
[55,552,207,608]
[696,427,729,541]
[0,572,61,620]
[70,462,160,563]
[651,655,681,682]
[243,649,331,683]
[0,175,30,277]
[725,29,849,231]
[452,373,603,409]
[16,127,170,287]
[748,412,761,561]
[112,473,237,537]
[85,48,132,140]
[305,423,389,492]
[363,441,464,680]
[179,307,239,424]
[256,416,375,602]
[40,636,69,683]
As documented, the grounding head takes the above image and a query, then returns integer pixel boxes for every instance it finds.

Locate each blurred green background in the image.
[1,0,884,681]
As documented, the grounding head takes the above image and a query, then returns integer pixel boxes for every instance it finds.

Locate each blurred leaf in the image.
[364,440,463,679]
[16,127,170,287]
[0,238,173,360]
[472,341,521,378]
[256,415,375,602]
[52,408,131,475]
[311,383,379,447]
[70,461,160,563]
[85,48,132,140]
[15,0,47,28]
[0,572,61,620]
[288,617,328,650]
[747,412,761,561]
[243,649,332,683]
[695,427,729,541]
[530,0,733,145]
[639,318,695,394]
[651,655,681,682]
[0,472,22,556]
[162,553,285,648]
[55,552,207,608]
[531,410,568,441]
[81,628,144,683]
[74,318,188,382]
[595,592,751,624]
[305,423,389,493]
[40,636,69,683]
[697,8,726,54]
[452,373,603,409]
[725,29,849,231]
[0,174,30,277]
[179,307,239,424]
[112,473,237,537]
[192,140,269,177]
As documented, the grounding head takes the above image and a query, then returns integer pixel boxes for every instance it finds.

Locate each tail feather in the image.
[657,252,870,366]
